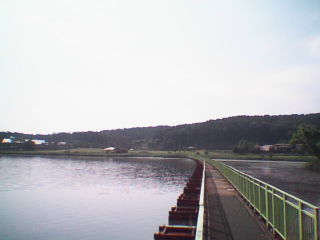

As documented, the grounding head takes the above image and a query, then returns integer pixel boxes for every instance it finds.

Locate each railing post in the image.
[258,182,261,212]
[249,177,251,203]
[272,188,275,234]
[241,173,244,194]
[252,180,255,207]
[244,176,249,201]
[314,208,319,240]
[266,185,269,227]
[234,172,240,189]
[249,178,251,203]
[299,201,303,240]
[283,194,287,238]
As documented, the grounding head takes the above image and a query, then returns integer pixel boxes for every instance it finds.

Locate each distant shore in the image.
[0,148,317,162]
[0,149,182,159]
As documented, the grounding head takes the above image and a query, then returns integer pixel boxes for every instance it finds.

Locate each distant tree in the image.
[290,124,320,171]
[233,139,256,153]
[290,124,320,160]
[23,140,35,151]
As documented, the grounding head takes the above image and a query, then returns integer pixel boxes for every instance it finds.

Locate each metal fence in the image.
[211,160,319,240]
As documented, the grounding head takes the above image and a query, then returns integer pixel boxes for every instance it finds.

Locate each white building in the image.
[104,147,116,152]
[259,145,273,152]
[1,138,12,143]
[31,140,46,145]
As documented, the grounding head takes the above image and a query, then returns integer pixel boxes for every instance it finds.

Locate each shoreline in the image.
[0,149,317,162]
[0,150,183,159]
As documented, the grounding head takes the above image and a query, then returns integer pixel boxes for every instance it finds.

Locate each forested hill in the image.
[1,114,320,150]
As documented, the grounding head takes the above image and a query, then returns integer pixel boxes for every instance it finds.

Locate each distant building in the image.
[293,144,305,152]
[31,140,46,145]
[257,143,302,153]
[1,138,12,143]
[57,142,66,145]
[104,147,115,152]
[273,144,291,153]
[103,147,128,153]
[259,145,273,152]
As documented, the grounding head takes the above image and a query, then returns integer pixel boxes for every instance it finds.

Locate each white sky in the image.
[1,0,320,134]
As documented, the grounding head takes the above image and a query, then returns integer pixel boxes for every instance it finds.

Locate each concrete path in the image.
[205,163,274,240]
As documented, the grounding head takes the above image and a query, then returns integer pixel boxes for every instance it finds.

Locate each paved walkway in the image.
[204,163,274,240]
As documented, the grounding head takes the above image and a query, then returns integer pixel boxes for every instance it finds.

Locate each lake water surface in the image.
[220,160,320,206]
[0,156,195,240]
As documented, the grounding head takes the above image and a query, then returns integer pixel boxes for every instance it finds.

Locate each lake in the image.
[219,160,320,206]
[0,156,196,240]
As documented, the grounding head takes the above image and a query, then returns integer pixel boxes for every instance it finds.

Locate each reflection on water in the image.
[0,156,195,240]
[221,160,320,206]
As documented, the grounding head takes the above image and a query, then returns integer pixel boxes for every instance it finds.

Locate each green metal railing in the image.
[211,160,319,240]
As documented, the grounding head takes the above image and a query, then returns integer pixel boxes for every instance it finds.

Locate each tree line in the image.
[1,113,320,151]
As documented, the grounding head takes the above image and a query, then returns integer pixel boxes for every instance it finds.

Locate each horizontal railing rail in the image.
[211,160,319,240]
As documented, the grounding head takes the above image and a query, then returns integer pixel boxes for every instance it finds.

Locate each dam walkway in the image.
[205,163,273,240]
[154,157,319,240]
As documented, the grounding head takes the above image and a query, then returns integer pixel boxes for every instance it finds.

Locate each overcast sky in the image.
[1,0,320,134]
